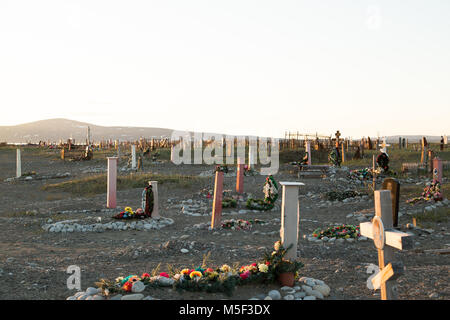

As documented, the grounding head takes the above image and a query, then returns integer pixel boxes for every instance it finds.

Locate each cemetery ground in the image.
[0,145,449,300]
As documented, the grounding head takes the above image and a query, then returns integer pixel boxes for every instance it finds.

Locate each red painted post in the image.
[236,157,244,194]
[211,171,224,229]
[107,157,118,208]
[433,157,443,184]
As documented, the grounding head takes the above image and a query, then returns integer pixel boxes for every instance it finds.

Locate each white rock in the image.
[180,248,189,254]
[131,281,146,293]
[303,296,316,300]
[283,294,294,300]
[264,296,272,300]
[294,292,306,299]
[311,289,325,299]
[313,284,330,297]
[85,287,100,296]
[92,295,105,300]
[268,290,281,300]
[158,277,175,286]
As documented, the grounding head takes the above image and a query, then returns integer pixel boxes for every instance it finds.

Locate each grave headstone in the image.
[107,157,118,208]
[381,178,400,228]
[279,181,305,260]
[360,190,413,300]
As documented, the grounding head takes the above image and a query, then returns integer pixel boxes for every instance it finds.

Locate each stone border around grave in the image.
[67,276,330,301]
[42,217,174,233]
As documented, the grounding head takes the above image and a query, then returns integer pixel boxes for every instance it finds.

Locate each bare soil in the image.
[0,147,448,300]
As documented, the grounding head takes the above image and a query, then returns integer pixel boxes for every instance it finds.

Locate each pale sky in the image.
[0,0,449,139]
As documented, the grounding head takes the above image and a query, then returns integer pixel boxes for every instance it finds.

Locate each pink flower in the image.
[240,271,250,280]
[159,272,170,278]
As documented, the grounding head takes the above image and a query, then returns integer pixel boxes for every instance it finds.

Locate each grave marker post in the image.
[433,157,443,184]
[149,181,161,219]
[16,148,21,178]
[360,190,413,300]
[107,157,118,208]
[236,157,244,194]
[305,141,312,165]
[131,145,137,169]
[381,178,401,228]
[279,181,305,260]
[211,170,224,229]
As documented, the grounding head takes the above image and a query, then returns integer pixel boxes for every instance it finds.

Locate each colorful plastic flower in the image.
[240,271,250,280]
[258,264,268,273]
[189,271,202,279]
[181,269,191,275]
[159,272,170,278]
[220,264,231,273]
[122,281,133,292]
[141,273,151,279]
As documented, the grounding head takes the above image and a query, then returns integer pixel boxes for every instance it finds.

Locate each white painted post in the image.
[131,145,136,169]
[279,181,305,260]
[107,157,118,208]
[170,144,174,162]
[149,181,161,219]
[248,137,257,170]
[16,148,21,178]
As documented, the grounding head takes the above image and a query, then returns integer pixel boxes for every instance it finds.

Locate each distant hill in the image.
[0,119,175,144]
[385,135,446,144]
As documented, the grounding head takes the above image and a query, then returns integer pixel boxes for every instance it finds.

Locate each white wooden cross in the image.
[360,190,413,300]
[379,137,391,155]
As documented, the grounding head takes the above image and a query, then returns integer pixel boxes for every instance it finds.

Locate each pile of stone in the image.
[42,217,174,233]
[250,277,331,300]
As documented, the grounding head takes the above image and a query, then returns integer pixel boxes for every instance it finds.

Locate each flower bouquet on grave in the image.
[221,219,252,230]
[246,176,279,211]
[215,165,229,173]
[312,224,360,240]
[262,241,304,287]
[113,207,135,219]
[406,181,443,204]
[328,148,341,167]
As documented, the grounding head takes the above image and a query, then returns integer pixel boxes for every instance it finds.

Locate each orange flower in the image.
[122,281,133,292]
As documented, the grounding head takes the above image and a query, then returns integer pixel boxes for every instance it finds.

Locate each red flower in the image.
[265,261,270,266]
[141,273,151,278]
[251,263,257,267]
[240,271,250,280]
[205,268,214,273]
[159,272,170,278]
[122,281,133,292]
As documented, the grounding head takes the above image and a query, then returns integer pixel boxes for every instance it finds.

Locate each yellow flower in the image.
[258,264,268,273]
[115,277,124,283]
[181,269,190,275]
[124,207,133,213]
[189,271,202,279]
[220,264,231,273]
[274,241,281,251]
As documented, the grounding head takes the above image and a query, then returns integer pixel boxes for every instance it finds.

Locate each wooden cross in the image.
[335,130,341,148]
[360,190,413,300]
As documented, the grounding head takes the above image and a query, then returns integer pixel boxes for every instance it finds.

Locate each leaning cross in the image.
[360,190,413,300]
